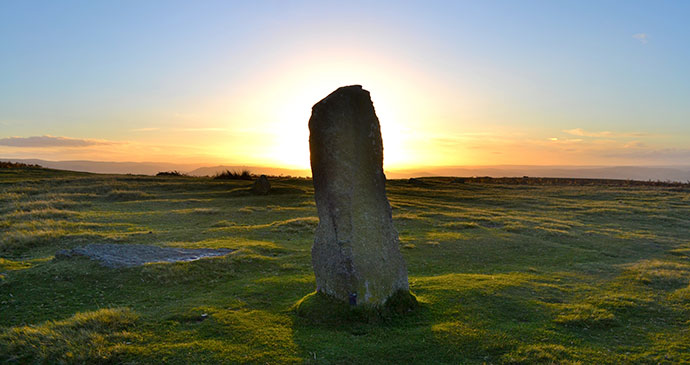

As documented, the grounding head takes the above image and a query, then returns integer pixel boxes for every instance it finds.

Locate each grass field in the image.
[1,166,689,364]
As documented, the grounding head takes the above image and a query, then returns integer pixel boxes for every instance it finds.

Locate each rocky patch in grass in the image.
[55,243,234,268]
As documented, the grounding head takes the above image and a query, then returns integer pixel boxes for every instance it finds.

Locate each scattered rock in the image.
[252,175,271,195]
[54,243,234,268]
[308,85,410,307]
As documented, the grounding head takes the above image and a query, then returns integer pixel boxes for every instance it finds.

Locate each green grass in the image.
[1,169,689,363]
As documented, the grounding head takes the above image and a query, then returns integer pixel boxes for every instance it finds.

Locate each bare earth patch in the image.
[56,243,234,268]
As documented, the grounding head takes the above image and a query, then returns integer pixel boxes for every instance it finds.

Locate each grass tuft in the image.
[501,344,578,364]
[552,303,616,328]
[213,169,253,180]
[156,170,186,177]
[0,308,139,363]
[104,190,151,201]
[271,217,319,233]
[627,260,690,290]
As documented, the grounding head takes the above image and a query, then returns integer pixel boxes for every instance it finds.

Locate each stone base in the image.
[293,290,418,324]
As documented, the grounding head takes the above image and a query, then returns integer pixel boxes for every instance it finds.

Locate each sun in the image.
[258,84,418,172]
[218,47,435,171]
[260,85,414,171]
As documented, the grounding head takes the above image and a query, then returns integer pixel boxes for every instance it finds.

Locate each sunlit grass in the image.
[0,308,139,363]
[1,169,689,363]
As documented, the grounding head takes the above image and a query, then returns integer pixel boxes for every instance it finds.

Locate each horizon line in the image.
[3,157,690,170]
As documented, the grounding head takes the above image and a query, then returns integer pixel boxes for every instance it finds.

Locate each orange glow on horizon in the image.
[2,46,680,170]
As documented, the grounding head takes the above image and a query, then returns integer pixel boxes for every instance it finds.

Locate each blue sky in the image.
[1,0,689,167]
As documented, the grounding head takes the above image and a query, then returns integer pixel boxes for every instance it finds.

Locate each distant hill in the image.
[0,159,312,177]
[3,158,689,182]
[385,165,690,182]
[2,159,204,176]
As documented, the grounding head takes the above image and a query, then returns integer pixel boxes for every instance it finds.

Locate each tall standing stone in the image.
[309,85,410,307]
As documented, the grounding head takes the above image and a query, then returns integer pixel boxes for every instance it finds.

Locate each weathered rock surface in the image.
[252,175,271,195]
[55,244,234,268]
[308,85,409,307]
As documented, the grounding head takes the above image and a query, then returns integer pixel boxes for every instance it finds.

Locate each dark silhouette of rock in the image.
[251,175,271,195]
[308,85,410,307]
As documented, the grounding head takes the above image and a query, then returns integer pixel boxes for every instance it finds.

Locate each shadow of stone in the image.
[292,290,418,326]
[288,286,529,363]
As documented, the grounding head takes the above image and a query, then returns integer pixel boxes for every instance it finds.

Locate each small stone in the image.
[252,175,271,195]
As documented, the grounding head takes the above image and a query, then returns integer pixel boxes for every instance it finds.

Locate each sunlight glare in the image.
[252,52,423,170]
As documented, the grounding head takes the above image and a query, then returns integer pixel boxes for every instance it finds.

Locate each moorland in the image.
[1,165,689,363]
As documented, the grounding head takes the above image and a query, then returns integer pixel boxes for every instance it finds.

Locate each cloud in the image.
[548,137,583,143]
[174,127,227,132]
[623,141,646,148]
[604,147,690,162]
[0,135,114,148]
[633,33,649,44]
[563,128,613,137]
[563,128,648,138]
[130,127,160,132]
[129,126,228,133]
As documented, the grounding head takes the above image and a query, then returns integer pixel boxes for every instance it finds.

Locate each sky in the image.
[1,0,689,170]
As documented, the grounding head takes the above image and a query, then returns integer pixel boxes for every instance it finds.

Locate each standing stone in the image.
[252,175,271,195]
[309,85,410,307]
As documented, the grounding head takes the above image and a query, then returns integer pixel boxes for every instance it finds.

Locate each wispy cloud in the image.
[174,127,227,132]
[548,137,583,143]
[0,135,114,148]
[563,128,648,138]
[633,33,649,44]
[605,147,690,162]
[623,141,646,149]
[563,128,613,137]
[130,127,160,132]
[130,127,228,133]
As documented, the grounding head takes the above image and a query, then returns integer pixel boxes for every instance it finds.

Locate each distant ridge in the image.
[2,159,203,176]
[1,158,312,177]
[385,165,690,182]
[2,158,689,182]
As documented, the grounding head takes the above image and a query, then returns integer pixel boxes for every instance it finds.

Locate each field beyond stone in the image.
[1,167,689,364]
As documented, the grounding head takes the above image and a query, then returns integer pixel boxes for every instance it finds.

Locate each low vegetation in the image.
[1,168,689,363]
[156,171,186,177]
[213,169,254,180]
[0,161,41,169]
